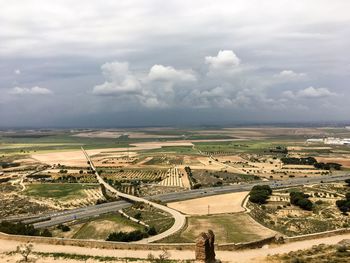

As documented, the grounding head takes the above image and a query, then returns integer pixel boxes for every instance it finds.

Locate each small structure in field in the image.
[195,229,217,263]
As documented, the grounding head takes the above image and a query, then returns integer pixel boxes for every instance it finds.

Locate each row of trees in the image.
[314,162,342,170]
[0,162,20,169]
[106,226,157,242]
[290,191,313,211]
[281,157,342,170]
[281,157,317,165]
[0,221,51,237]
[249,185,272,204]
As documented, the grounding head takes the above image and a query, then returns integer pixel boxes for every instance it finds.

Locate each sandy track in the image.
[1,233,350,262]
[168,192,248,215]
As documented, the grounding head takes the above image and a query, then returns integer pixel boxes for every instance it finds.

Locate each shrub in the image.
[57,224,70,232]
[337,245,347,253]
[345,179,350,186]
[290,191,313,211]
[147,226,157,236]
[336,193,350,213]
[134,212,142,220]
[249,185,272,204]
[106,230,148,242]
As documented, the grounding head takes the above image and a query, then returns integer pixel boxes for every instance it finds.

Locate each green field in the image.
[123,205,175,233]
[72,213,143,240]
[159,213,270,244]
[25,183,97,200]
[0,133,133,155]
[194,139,303,153]
[141,146,198,155]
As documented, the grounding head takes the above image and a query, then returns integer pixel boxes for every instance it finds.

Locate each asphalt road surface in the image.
[20,173,350,230]
[81,147,187,243]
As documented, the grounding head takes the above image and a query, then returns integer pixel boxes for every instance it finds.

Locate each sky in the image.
[0,0,349,127]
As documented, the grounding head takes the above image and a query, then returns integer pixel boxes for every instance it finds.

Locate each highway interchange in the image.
[24,173,350,229]
[6,147,350,242]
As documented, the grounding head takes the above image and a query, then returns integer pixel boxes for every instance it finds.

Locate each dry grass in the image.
[168,192,248,215]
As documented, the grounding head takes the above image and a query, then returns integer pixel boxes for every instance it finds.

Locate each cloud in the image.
[205,50,241,74]
[92,62,142,96]
[9,86,52,95]
[274,70,306,81]
[297,86,335,98]
[14,69,21,75]
[148,65,196,82]
[283,86,335,99]
[92,55,314,111]
[92,61,198,108]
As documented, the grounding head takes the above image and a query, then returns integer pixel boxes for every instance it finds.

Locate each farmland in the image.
[2,126,350,246]
[248,182,350,236]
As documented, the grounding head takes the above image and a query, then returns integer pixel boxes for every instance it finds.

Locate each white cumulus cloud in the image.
[10,86,52,95]
[205,50,241,74]
[274,70,306,81]
[297,86,334,98]
[283,86,335,99]
[148,65,196,82]
[92,62,142,96]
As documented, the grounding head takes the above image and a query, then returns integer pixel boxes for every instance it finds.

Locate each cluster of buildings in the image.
[307,137,350,145]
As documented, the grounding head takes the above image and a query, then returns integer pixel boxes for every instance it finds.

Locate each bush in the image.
[134,212,142,220]
[281,157,317,165]
[106,230,148,242]
[345,179,350,186]
[337,245,347,253]
[57,224,70,232]
[249,185,272,204]
[290,191,313,211]
[40,228,52,237]
[147,226,157,236]
[336,193,350,213]
[0,221,53,237]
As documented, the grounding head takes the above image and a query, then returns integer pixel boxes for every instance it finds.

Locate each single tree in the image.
[16,243,33,262]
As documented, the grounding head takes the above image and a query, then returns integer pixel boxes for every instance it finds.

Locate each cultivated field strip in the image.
[101,169,167,182]
[159,167,184,187]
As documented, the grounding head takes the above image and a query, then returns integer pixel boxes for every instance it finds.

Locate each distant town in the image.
[307,137,350,145]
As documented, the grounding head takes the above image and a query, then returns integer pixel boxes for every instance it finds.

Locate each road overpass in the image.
[12,173,350,230]
[81,147,187,243]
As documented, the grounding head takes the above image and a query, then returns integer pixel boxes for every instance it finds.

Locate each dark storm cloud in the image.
[0,0,350,127]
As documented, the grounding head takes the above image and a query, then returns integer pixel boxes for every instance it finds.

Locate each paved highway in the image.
[81,147,187,243]
[20,173,350,230]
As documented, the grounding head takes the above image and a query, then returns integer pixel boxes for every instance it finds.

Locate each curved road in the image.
[12,173,350,229]
[81,147,186,243]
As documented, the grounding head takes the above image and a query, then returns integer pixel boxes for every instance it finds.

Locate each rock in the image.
[338,239,350,248]
[195,229,218,263]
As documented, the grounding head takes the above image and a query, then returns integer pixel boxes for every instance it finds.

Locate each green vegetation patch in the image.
[123,203,175,234]
[161,213,264,244]
[194,139,293,154]
[72,213,143,240]
[24,183,96,200]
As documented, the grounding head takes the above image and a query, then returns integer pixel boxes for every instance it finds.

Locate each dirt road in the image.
[1,233,350,262]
